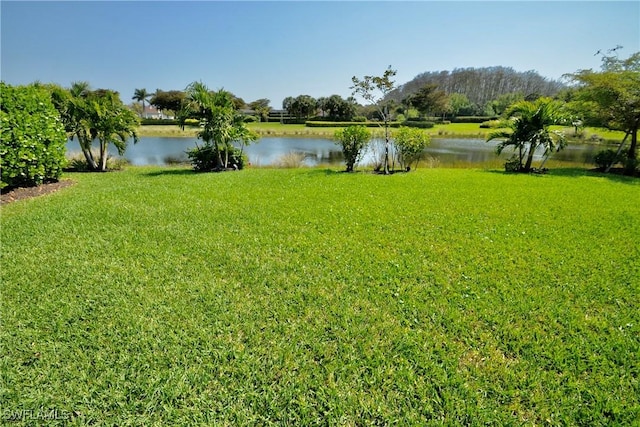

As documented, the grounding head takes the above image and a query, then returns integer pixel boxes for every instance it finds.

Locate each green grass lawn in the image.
[2,167,638,425]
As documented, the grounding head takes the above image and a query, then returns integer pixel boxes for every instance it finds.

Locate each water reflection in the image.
[66,137,603,167]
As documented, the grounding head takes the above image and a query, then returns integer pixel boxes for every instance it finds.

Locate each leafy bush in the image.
[394,127,431,170]
[480,120,503,128]
[186,145,247,172]
[623,156,639,175]
[243,115,259,123]
[352,116,367,122]
[593,149,624,170]
[334,126,371,172]
[504,156,522,172]
[0,83,67,189]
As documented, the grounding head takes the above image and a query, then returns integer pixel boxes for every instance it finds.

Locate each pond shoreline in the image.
[137,124,622,146]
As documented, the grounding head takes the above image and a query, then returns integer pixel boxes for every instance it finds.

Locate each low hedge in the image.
[450,116,498,123]
[141,118,199,126]
[401,121,435,129]
[305,121,402,128]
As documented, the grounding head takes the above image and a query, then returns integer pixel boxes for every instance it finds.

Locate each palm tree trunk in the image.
[215,144,223,170]
[523,142,536,172]
[79,136,99,170]
[99,141,108,171]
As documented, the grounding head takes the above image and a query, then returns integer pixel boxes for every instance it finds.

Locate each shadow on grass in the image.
[485,167,639,184]
[143,168,195,177]
[304,168,383,176]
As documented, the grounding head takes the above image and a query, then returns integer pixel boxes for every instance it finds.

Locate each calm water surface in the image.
[66,137,604,167]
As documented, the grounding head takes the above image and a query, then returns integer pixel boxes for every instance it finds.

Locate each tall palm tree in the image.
[487,97,567,172]
[132,88,150,117]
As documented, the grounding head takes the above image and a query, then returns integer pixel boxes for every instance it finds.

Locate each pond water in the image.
[66,137,606,167]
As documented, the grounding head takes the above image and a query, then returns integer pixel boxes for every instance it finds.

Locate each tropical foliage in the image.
[487,97,567,172]
[179,81,257,171]
[52,82,139,172]
[132,88,151,117]
[0,82,67,188]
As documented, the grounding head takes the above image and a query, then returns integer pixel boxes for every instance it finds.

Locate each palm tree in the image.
[132,88,150,117]
[179,81,257,170]
[487,97,567,172]
[52,84,138,171]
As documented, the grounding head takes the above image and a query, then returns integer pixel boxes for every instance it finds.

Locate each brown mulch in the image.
[1,180,76,205]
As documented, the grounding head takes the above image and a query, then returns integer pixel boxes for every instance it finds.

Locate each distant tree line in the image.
[388,66,566,116]
[282,94,358,121]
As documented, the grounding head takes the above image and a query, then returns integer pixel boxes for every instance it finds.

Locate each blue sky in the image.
[1,1,639,108]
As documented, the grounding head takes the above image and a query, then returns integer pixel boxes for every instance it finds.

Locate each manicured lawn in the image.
[1,167,638,425]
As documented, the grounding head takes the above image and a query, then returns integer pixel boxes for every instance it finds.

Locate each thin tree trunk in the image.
[523,142,536,172]
[518,144,523,169]
[215,143,223,170]
[627,125,638,160]
[99,141,108,171]
[383,106,390,175]
[605,131,629,173]
[80,136,99,170]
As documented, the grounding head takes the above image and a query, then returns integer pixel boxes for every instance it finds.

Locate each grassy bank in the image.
[138,122,626,143]
[2,167,638,425]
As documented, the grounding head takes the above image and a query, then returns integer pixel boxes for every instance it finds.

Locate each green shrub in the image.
[504,156,522,172]
[186,145,247,172]
[401,121,435,129]
[623,156,639,175]
[394,126,431,170]
[352,116,367,122]
[0,83,67,189]
[480,120,503,129]
[141,118,177,125]
[334,126,371,172]
[243,115,259,123]
[593,149,624,170]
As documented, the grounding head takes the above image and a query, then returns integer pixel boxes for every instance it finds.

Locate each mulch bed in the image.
[1,180,76,205]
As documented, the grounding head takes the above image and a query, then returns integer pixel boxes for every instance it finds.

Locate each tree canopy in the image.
[390,66,565,115]
[150,90,186,114]
[351,66,397,174]
[403,83,449,118]
[567,50,640,171]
